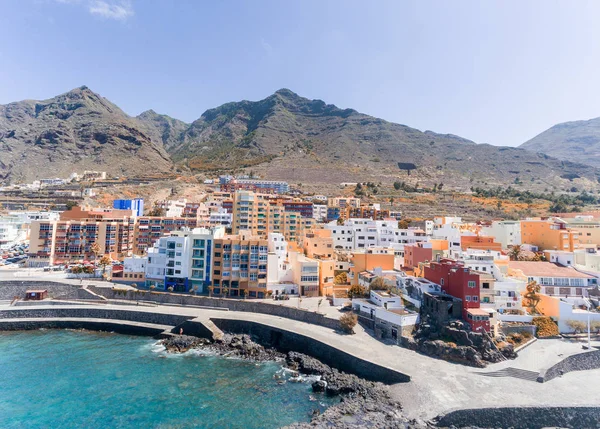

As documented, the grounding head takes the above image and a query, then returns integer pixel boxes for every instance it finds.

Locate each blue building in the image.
[113,199,144,217]
[326,206,341,222]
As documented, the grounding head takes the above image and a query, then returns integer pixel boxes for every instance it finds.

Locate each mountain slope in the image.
[169,89,599,190]
[520,117,600,168]
[136,109,189,152]
[0,86,173,183]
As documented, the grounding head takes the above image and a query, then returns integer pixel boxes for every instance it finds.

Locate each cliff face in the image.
[2,86,598,192]
[165,88,599,190]
[0,86,173,183]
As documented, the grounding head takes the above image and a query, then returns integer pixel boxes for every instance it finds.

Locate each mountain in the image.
[0,86,173,183]
[136,109,189,152]
[520,117,600,168]
[167,89,600,190]
[2,87,599,192]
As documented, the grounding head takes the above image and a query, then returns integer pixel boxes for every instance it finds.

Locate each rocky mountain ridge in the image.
[2,86,599,192]
[520,116,600,168]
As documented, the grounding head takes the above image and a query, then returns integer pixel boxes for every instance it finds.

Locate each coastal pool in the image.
[0,330,335,429]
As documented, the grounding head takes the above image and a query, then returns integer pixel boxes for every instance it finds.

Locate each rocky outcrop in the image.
[284,352,426,428]
[203,333,285,362]
[403,319,516,367]
[161,335,208,353]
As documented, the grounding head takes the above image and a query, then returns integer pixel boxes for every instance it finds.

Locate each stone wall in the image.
[0,319,166,336]
[88,286,341,330]
[0,307,193,327]
[0,281,80,300]
[436,406,600,429]
[539,349,600,383]
[502,324,536,337]
[209,317,410,384]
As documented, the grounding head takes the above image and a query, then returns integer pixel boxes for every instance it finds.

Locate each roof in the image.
[467,308,492,316]
[508,261,593,279]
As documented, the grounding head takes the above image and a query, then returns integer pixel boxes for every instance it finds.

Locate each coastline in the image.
[160,333,424,428]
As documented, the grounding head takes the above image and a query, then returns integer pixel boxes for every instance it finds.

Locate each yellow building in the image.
[521,218,580,251]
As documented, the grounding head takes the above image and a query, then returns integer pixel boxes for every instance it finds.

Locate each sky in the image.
[1,0,600,146]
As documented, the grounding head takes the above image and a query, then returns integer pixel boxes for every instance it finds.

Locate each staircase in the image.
[479,367,540,382]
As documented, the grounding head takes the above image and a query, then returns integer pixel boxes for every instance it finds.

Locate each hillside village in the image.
[3,170,600,365]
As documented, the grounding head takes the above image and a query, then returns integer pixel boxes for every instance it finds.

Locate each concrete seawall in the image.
[88,285,341,330]
[0,307,194,327]
[0,306,410,384]
[0,318,169,336]
[436,406,600,429]
[538,349,600,383]
[208,317,410,384]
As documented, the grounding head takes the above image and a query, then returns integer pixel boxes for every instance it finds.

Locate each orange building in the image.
[404,243,433,271]
[461,235,502,252]
[521,219,580,251]
[349,249,394,286]
[302,229,333,259]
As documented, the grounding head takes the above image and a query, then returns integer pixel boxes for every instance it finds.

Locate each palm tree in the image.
[508,244,522,261]
[90,242,101,266]
[221,287,229,298]
[208,285,214,298]
[369,276,388,291]
[241,289,248,300]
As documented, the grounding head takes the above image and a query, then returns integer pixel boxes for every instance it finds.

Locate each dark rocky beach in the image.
[161,334,428,428]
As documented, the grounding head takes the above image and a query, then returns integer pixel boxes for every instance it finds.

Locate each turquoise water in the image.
[0,330,335,429]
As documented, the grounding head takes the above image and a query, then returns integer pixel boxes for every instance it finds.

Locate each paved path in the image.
[2,301,600,420]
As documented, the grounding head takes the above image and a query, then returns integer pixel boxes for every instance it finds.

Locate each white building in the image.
[508,261,598,298]
[157,199,187,217]
[352,290,419,340]
[312,204,328,222]
[0,211,60,249]
[208,208,232,227]
[145,227,225,293]
[480,221,521,248]
[325,219,429,251]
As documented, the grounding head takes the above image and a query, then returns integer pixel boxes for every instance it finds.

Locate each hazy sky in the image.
[1,0,600,146]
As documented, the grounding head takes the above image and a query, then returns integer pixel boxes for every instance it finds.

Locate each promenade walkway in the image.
[1,301,599,420]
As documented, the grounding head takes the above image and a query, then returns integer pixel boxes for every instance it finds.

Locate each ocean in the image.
[0,330,334,429]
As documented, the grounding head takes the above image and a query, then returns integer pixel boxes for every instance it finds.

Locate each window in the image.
[472,296,478,302]
[468,281,476,288]
[482,282,490,289]
[440,278,444,285]
[175,261,181,266]
[465,296,471,302]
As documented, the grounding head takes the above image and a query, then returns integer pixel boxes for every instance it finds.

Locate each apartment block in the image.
[480,221,521,248]
[521,218,580,251]
[29,217,135,266]
[211,231,270,298]
[133,217,198,255]
[145,227,222,293]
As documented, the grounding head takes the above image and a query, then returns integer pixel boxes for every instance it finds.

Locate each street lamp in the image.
[584,299,592,350]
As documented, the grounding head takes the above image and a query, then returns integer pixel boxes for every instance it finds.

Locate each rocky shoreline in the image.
[161,334,428,428]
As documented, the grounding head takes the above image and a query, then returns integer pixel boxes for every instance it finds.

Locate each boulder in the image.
[311,380,327,393]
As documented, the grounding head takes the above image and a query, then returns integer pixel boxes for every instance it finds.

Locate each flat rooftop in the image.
[508,261,593,279]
